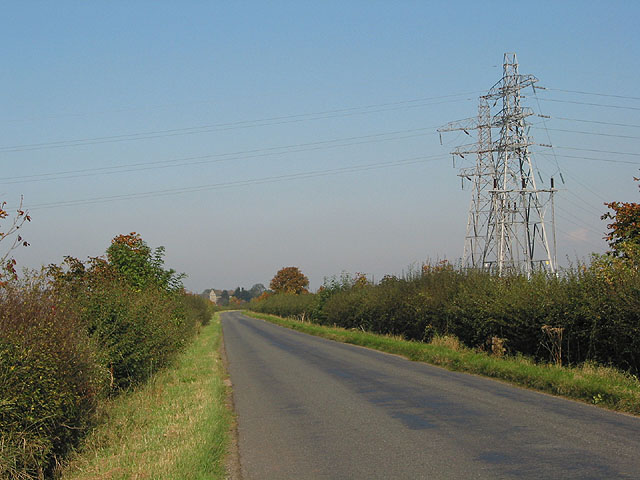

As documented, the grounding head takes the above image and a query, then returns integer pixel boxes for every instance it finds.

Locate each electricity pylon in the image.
[439,53,556,276]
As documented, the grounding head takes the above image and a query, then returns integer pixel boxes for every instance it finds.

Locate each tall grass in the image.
[59,314,229,480]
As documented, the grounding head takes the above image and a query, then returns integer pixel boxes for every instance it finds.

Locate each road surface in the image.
[222,311,640,479]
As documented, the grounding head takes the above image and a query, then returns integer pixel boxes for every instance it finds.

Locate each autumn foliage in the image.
[269,266,309,294]
[602,178,640,261]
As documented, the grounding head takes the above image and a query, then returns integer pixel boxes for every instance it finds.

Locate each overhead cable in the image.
[536,98,640,111]
[25,154,447,210]
[544,87,640,102]
[0,95,476,153]
[0,127,439,185]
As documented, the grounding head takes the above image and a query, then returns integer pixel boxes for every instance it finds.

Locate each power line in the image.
[538,152,640,166]
[555,226,604,252]
[533,153,608,211]
[544,87,640,102]
[555,206,605,238]
[4,91,484,124]
[531,88,562,178]
[558,170,610,203]
[533,126,640,140]
[552,116,640,129]
[25,154,448,210]
[537,97,640,111]
[0,127,439,185]
[0,95,476,153]
[534,155,611,203]
[553,146,640,157]
[560,190,605,218]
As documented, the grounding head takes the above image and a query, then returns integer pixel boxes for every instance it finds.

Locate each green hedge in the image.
[0,281,106,479]
[182,292,213,327]
[249,266,640,374]
[0,278,210,478]
[249,293,316,319]
[81,282,197,390]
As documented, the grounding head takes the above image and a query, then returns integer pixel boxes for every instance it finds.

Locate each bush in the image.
[48,235,199,392]
[0,277,106,479]
[80,281,196,390]
[249,293,315,319]
[0,233,208,478]
[183,293,213,327]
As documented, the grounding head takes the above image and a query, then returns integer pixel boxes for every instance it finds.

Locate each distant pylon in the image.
[438,53,556,276]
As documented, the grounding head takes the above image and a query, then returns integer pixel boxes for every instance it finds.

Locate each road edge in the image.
[219,312,243,480]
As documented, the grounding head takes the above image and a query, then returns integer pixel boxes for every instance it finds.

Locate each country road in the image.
[221,311,640,479]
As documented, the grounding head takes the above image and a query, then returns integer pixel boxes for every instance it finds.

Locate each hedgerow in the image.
[1,233,210,479]
[0,277,106,479]
[249,263,640,375]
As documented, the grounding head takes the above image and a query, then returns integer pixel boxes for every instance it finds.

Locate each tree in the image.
[220,290,230,306]
[106,232,184,292]
[270,266,309,294]
[48,233,185,295]
[249,283,266,298]
[601,177,640,260]
[233,287,252,303]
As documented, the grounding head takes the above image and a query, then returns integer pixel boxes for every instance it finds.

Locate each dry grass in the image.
[430,334,463,351]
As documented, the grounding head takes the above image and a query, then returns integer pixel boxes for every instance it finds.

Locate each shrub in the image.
[183,293,213,327]
[80,281,195,390]
[249,293,315,319]
[0,233,206,478]
[48,234,199,391]
[0,277,106,478]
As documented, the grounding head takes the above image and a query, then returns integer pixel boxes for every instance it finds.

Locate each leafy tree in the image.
[229,296,244,305]
[220,290,230,306]
[601,177,640,261]
[249,283,266,298]
[233,287,253,303]
[106,232,184,292]
[270,266,309,294]
[255,291,272,302]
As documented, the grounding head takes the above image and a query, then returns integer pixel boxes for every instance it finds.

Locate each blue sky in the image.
[2,1,639,291]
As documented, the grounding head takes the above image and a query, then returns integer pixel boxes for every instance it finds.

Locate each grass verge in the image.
[244,311,640,416]
[58,313,230,480]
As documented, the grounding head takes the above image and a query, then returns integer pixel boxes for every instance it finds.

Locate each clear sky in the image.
[2,1,639,292]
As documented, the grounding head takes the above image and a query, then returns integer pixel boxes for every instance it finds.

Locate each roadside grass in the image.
[245,311,640,416]
[58,314,230,480]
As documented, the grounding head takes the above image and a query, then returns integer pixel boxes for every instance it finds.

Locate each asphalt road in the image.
[221,311,640,479]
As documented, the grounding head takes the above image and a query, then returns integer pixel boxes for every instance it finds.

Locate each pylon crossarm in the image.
[484,75,539,99]
[437,116,479,133]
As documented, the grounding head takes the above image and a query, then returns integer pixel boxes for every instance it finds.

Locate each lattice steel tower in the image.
[439,53,556,276]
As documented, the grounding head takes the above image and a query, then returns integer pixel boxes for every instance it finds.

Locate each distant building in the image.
[209,290,218,304]
[207,289,227,305]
